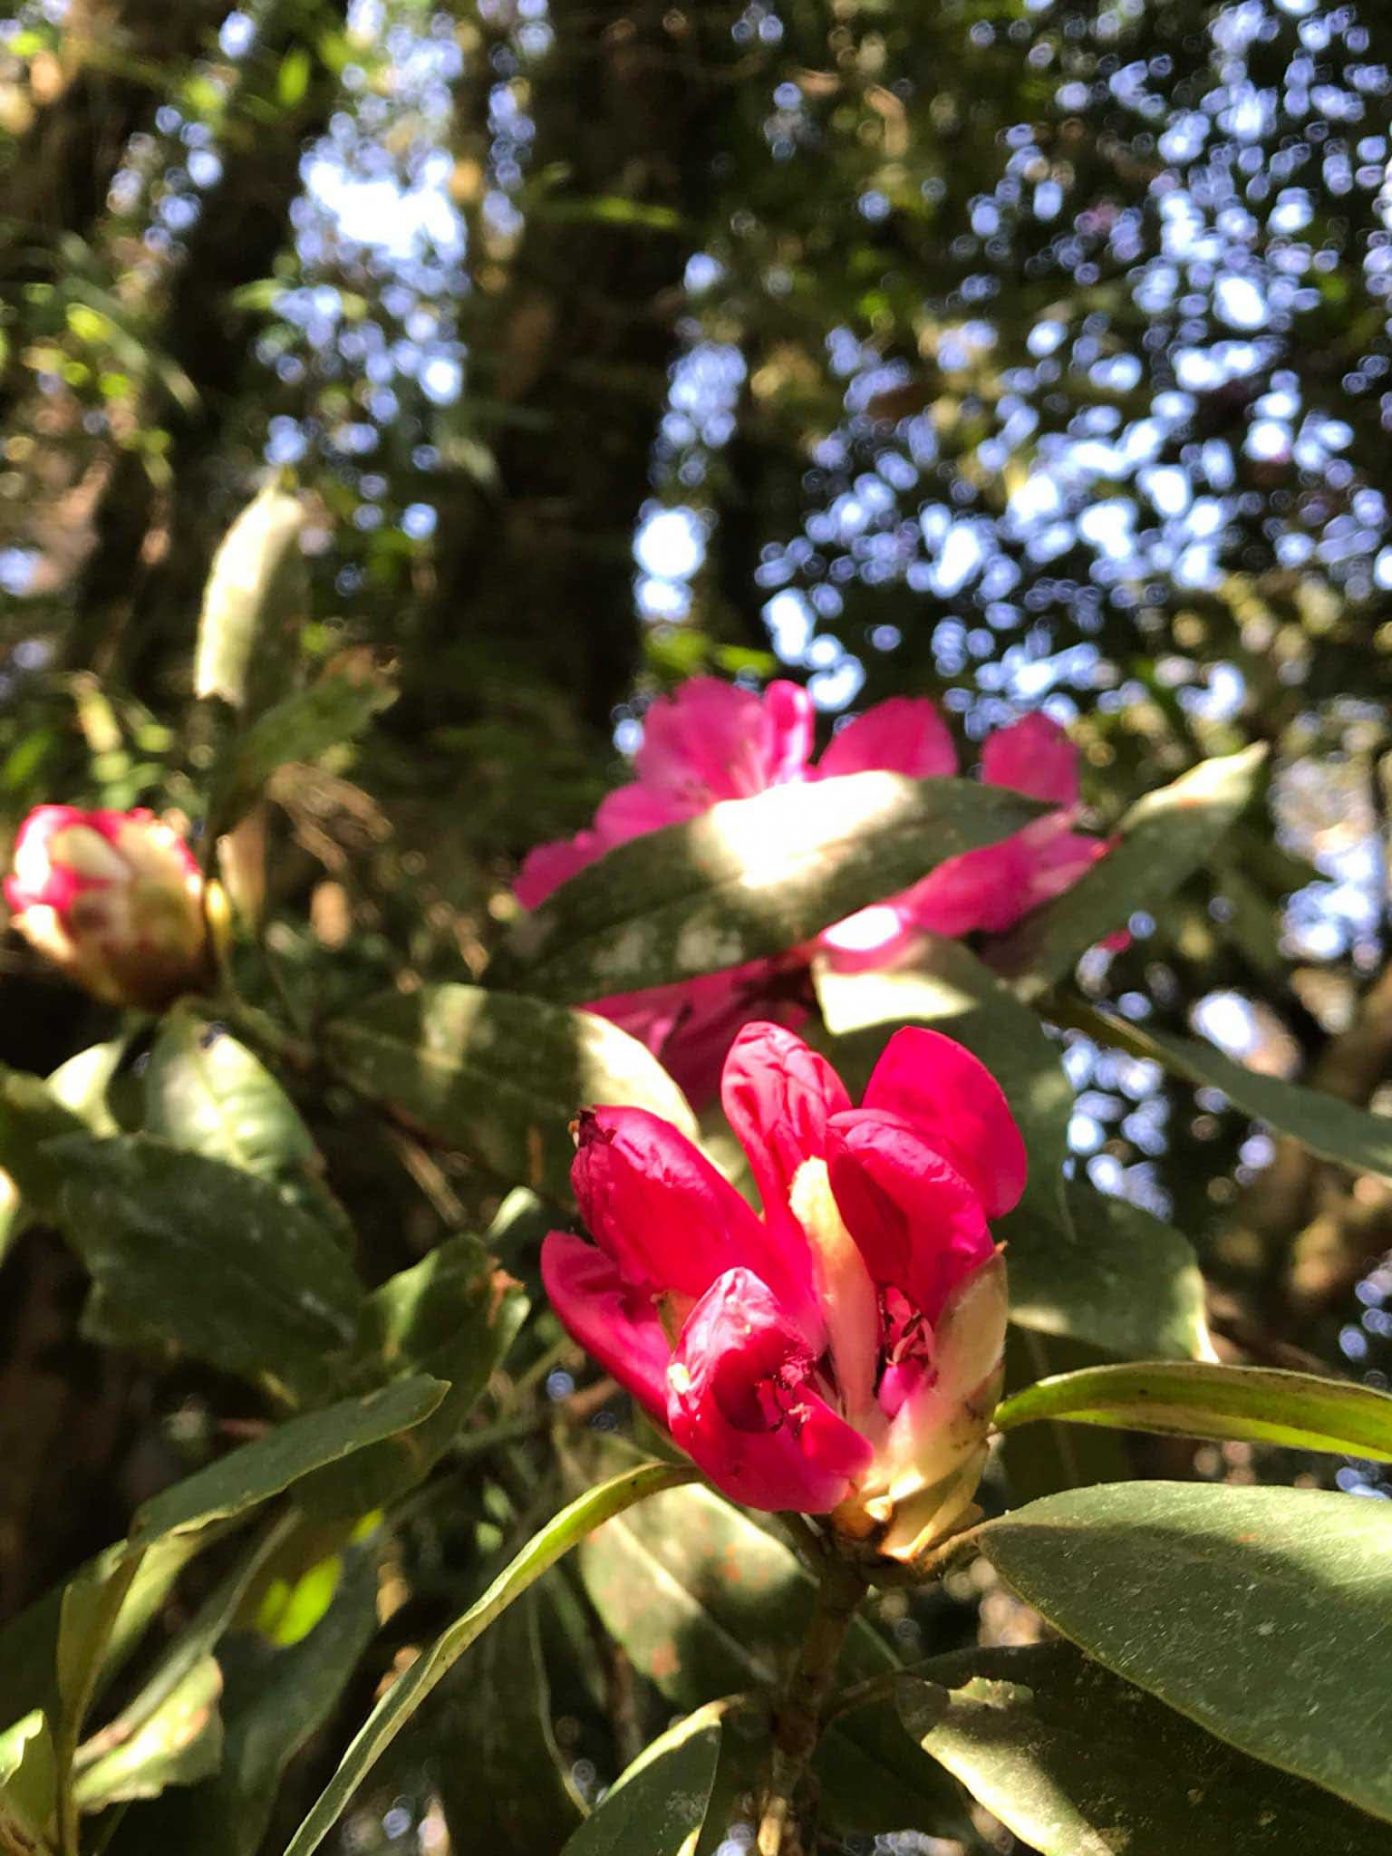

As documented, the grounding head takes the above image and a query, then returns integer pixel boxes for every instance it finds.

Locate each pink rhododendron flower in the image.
[5,806,216,1011]
[516,678,1108,1099]
[543,1022,1019,1561]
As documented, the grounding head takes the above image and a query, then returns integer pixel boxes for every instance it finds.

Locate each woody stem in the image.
[756,1551,867,1856]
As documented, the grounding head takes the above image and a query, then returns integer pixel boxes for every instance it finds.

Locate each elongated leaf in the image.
[52,1136,364,1404]
[898,1643,1391,1855]
[142,1010,351,1241]
[300,1236,528,1518]
[282,1461,697,1856]
[978,1482,1392,1823]
[576,1473,968,1840]
[102,1547,381,1856]
[132,1378,446,1543]
[1065,1003,1392,1180]
[992,746,1266,997]
[0,1711,54,1851]
[995,1361,1392,1459]
[194,480,305,717]
[561,1706,724,1855]
[499,772,1048,1003]
[209,670,395,835]
[323,983,697,1204]
[72,1654,222,1810]
[1004,1182,1212,1364]
[815,938,1073,1233]
[0,1065,87,1222]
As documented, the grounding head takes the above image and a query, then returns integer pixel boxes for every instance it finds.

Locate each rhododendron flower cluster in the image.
[517,677,1107,1100]
[543,1021,1020,1562]
[5,806,215,1012]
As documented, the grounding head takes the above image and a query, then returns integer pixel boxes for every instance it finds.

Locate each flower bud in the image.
[5,806,217,1011]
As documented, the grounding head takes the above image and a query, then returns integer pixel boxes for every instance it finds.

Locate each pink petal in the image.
[857,1026,1026,1219]
[816,697,958,782]
[1009,816,1110,913]
[593,782,697,845]
[634,677,813,804]
[981,713,1079,808]
[666,1268,873,1513]
[571,1105,791,1308]
[540,1231,670,1421]
[514,831,605,910]
[826,1111,994,1322]
[721,1022,851,1214]
[899,838,1032,938]
[817,901,920,971]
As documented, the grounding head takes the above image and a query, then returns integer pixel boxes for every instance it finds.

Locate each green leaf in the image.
[994,1360,1392,1459]
[47,1040,129,1137]
[991,746,1267,998]
[194,480,306,719]
[0,1064,87,1223]
[1004,1182,1212,1364]
[576,1474,968,1840]
[131,1378,447,1543]
[281,1461,697,1856]
[560,1707,724,1855]
[101,1547,381,1856]
[498,772,1049,1003]
[72,1655,223,1810]
[898,1643,1392,1855]
[208,670,395,836]
[815,936,1075,1233]
[51,1136,364,1404]
[0,1710,55,1852]
[142,1009,351,1242]
[300,1236,528,1517]
[323,983,698,1205]
[436,1595,581,1854]
[277,45,311,107]
[978,1482,1392,1823]
[1065,1004,1392,1180]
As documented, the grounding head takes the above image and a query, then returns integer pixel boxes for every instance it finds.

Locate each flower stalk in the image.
[757,1550,868,1855]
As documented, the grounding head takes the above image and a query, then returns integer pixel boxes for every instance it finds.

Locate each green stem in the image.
[756,1554,866,1856]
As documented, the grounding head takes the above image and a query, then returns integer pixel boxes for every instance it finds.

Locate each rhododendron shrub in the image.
[517,677,1108,1098]
[4,805,215,1011]
[543,1021,1019,1562]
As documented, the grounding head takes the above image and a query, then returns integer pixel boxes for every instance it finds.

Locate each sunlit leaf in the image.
[323,983,697,1204]
[194,480,306,719]
[499,772,1048,1003]
[898,1643,1391,1855]
[207,669,396,836]
[978,1482,1392,1823]
[560,1706,723,1855]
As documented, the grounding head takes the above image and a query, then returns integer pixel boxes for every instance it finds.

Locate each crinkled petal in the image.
[722,1022,851,1213]
[572,1104,795,1309]
[816,697,958,782]
[857,1026,1026,1219]
[541,1231,669,1421]
[635,676,813,803]
[666,1268,873,1513]
[980,712,1079,807]
[827,1110,994,1322]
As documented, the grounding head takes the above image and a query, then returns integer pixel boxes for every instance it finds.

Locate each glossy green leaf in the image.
[499,772,1048,1003]
[995,1360,1392,1458]
[72,1654,223,1810]
[131,1378,447,1542]
[576,1474,967,1840]
[561,1707,723,1856]
[0,1065,87,1224]
[815,937,1073,1232]
[282,1461,697,1856]
[194,480,305,718]
[978,1482,1392,1822]
[992,746,1266,998]
[52,1136,364,1404]
[1065,1004,1392,1180]
[142,1010,351,1241]
[47,1040,129,1137]
[898,1643,1392,1855]
[436,1594,581,1855]
[208,670,395,835]
[102,1548,380,1856]
[1004,1182,1212,1364]
[0,1710,55,1852]
[323,983,697,1204]
[300,1235,528,1518]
